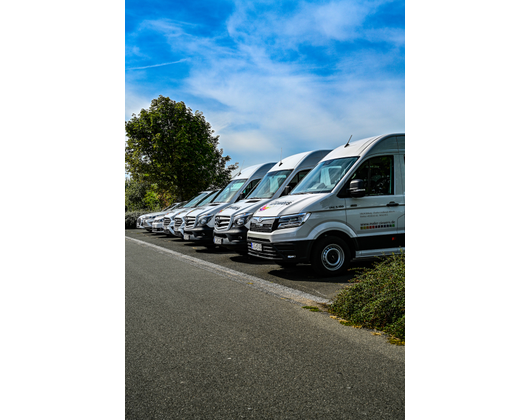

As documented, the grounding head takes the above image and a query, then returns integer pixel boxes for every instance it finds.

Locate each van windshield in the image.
[291,157,359,194]
[213,179,247,203]
[247,170,292,199]
[196,190,219,206]
[162,203,177,211]
[182,192,211,208]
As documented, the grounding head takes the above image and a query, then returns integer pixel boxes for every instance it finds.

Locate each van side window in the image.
[288,169,311,189]
[351,156,394,196]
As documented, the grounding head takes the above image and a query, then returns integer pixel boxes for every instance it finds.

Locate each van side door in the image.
[343,154,405,254]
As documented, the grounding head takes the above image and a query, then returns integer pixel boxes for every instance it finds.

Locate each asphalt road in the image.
[125,229,383,301]
[126,235,405,419]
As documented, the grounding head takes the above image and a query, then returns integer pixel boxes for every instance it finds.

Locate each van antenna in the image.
[279,148,283,166]
[344,134,352,148]
[236,161,244,176]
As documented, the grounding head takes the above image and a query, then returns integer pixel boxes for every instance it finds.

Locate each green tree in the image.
[125,96,237,201]
[125,177,147,211]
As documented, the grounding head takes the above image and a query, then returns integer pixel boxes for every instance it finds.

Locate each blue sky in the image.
[126,0,404,171]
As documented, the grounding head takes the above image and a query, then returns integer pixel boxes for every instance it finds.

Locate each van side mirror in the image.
[350,179,366,197]
[236,193,245,201]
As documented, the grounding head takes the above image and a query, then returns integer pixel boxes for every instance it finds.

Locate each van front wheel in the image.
[311,236,351,276]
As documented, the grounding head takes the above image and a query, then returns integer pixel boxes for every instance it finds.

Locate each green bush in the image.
[329,252,405,340]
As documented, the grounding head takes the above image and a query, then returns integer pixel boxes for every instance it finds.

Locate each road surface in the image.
[126,236,404,419]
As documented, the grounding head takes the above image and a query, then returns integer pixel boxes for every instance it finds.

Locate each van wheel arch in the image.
[309,231,356,259]
[309,231,355,276]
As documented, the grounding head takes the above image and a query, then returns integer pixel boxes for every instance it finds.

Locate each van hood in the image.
[185,203,228,218]
[167,207,195,218]
[140,211,165,219]
[216,199,266,218]
[252,194,327,218]
[169,201,220,218]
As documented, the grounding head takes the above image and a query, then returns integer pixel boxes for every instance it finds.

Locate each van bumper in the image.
[151,223,164,233]
[213,226,248,249]
[247,238,313,263]
[185,226,214,243]
[166,228,182,238]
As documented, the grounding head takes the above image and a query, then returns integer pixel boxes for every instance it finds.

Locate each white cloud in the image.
[190,65,403,168]
[125,0,404,168]
[227,0,396,47]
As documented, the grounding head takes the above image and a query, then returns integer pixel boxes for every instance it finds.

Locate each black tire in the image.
[311,236,351,276]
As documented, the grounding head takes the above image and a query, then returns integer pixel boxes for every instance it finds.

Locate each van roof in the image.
[266,149,332,172]
[233,162,277,180]
[323,133,404,160]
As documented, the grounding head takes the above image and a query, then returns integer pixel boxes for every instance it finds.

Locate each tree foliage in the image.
[125,96,237,201]
[125,177,148,211]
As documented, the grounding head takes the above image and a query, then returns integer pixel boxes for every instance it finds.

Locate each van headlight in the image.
[277,213,311,229]
[198,215,213,226]
[234,212,253,226]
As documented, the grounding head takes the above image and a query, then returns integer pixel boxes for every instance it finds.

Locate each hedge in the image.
[125,209,155,229]
[329,252,405,341]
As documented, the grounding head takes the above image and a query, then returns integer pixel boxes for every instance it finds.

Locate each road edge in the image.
[126,236,331,305]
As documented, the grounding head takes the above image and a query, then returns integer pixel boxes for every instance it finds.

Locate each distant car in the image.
[164,190,220,237]
[136,202,183,231]
[150,215,166,233]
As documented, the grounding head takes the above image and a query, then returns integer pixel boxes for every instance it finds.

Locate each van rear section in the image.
[246,134,405,276]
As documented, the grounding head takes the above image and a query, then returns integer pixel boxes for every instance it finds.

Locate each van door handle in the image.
[387,202,399,207]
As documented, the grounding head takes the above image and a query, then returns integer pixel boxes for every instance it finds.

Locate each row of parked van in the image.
[136,133,405,276]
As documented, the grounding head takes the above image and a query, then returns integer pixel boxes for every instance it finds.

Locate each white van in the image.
[163,189,220,237]
[212,150,331,251]
[136,202,184,231]
[151,195,219,236]
[183,162,276,246]
[246,134,405,276]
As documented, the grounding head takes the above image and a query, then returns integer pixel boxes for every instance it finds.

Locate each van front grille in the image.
[214,215,231,230]
[249,217,277,233]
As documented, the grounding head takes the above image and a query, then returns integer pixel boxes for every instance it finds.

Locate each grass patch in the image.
[338,320,362,328]
[329,252,405,342]
[302,306,321,312]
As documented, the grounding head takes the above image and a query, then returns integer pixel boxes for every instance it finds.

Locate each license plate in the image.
[250,242,262,252]
[214,237,223,245]
[184,234,190,240]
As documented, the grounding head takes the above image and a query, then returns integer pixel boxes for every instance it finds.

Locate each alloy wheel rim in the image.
[321,244,345,271]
